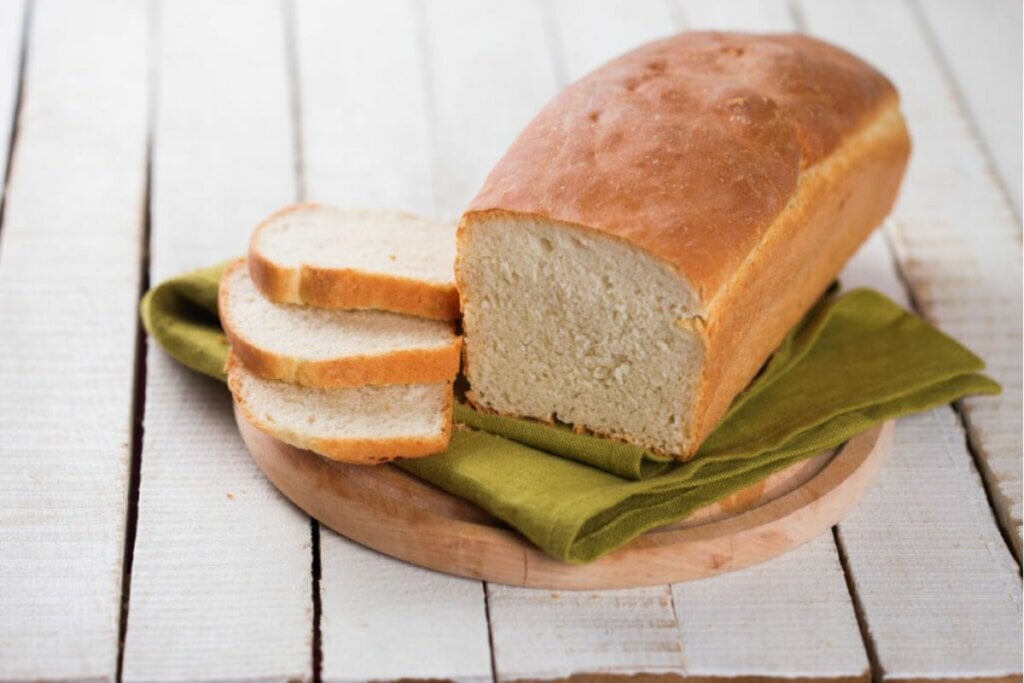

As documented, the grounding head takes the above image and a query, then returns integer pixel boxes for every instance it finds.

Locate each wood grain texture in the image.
[293,2,493,681]
[121,1,312,681]
[838,406,1023,679]
[0,0,24,183]
[0,0,148,680]
[799,0,1023,561]
[318,537,492,683]
[671,535,867,680]
[489,584,685,681]
[296,0,433,215]
[913,0,1022,216]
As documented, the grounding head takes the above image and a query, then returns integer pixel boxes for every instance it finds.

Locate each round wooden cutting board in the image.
[234,404,892,590]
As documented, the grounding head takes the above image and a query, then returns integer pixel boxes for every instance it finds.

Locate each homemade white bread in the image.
[220,259,460,387]
[226,354,452,464]
[457,32,911,460]
[249,204,460,321]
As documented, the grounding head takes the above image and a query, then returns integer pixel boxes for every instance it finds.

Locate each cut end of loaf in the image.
[248,203,461,321]
[457,214,706,458]
[227,354,453,464]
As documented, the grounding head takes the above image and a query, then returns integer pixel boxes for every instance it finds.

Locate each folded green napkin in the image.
[141,262,999,563]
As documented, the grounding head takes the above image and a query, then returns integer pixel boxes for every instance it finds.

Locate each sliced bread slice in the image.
[220,259,461,388]
[249,204,460,321]
[227,353,452,464]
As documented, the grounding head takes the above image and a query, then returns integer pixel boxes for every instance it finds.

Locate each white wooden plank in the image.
[489,585,685,681]
[427,0,560,220]
[121,1,313,680]
[126,355,313,683]
[676,0,794,32]
[0,0,148,680]
[553,0,675,81]
[298,0,433,215]
[294,2,493,681]
[317,538,492,683]
[0,0,25,182]
[914,0,1022,216]
[799,0,1023,560]
[672,535,867,679]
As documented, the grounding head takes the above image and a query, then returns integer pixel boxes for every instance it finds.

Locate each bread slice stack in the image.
[223,204,460,464]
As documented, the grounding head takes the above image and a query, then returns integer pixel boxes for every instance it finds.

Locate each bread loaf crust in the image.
[458,32,911,457]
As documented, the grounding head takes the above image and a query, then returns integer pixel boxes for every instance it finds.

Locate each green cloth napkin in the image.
[141,262,999,563]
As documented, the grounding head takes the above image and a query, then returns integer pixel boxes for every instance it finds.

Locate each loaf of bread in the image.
[456,32,911,459]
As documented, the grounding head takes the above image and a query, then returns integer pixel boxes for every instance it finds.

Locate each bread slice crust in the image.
[226,353,453,464]
[220,259,461,388]
[248,204,460,321]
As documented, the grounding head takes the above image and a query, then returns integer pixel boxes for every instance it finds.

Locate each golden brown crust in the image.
[686,104,911,452]
[226,353,453,465]
[458,31,911,459]
[249,203,461,322]
[465,32,900,302]
[221,260,461,388]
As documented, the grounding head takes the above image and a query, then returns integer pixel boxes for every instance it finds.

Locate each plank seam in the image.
[116,153,150,683]
[282,3,321,678]
[116,3,158,680]
[832,527,881,683]
[951,405,1024,570]
[905,0,1022,226]
[483,584,498,683]
[282,0,306,203]
[0,0,30,241]
[311,520,323,683]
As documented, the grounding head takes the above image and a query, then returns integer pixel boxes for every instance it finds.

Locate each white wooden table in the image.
[0,1,1021,681]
